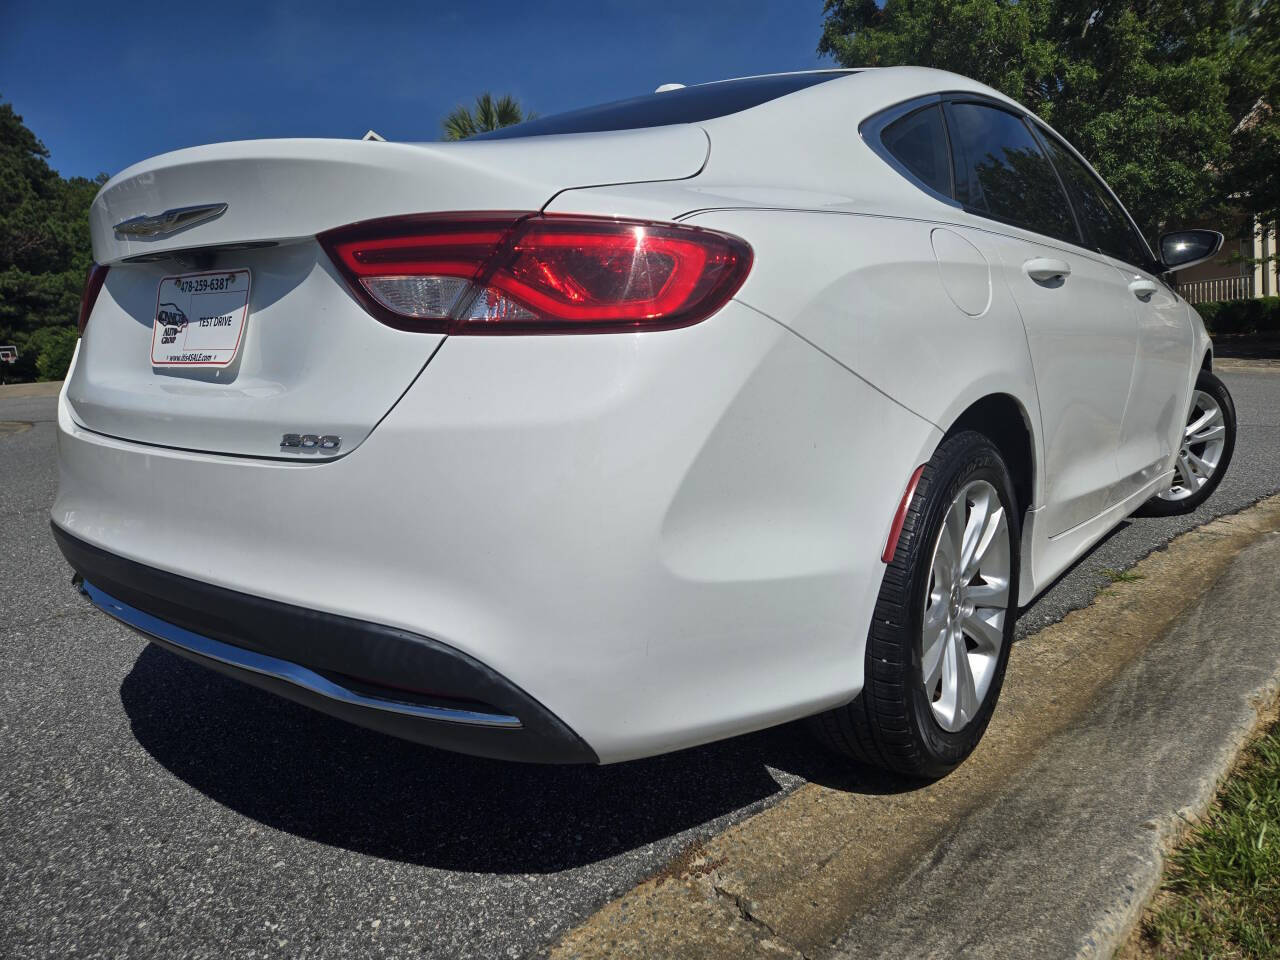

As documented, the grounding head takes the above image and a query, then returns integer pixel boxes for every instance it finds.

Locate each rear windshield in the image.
[469,71,854,141]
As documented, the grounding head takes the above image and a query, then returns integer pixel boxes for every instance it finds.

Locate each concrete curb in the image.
[831,530,1280,960]
[550,496,1280,960]
[1214,357,1280,371]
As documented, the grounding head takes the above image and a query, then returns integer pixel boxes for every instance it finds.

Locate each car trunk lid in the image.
[68,128,708,459]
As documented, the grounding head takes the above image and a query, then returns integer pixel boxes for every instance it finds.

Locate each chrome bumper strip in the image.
[80,580,522,729]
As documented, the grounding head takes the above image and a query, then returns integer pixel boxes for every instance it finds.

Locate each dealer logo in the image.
[157,302,189,344]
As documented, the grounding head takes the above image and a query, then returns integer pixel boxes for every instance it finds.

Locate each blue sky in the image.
[1,1,832,180]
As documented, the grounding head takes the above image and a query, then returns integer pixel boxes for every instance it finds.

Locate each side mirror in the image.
[1159,229,1224,272]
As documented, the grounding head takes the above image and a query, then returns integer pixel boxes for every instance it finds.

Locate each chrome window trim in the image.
[80,580,523,729]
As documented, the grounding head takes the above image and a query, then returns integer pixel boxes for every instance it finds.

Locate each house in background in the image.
[1174,99,1277,306]
[1175,217,1279,305]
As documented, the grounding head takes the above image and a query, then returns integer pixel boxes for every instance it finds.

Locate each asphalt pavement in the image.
[2,367,1279,960]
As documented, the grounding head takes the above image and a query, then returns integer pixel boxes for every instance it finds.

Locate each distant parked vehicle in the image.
[54,68,1234,778]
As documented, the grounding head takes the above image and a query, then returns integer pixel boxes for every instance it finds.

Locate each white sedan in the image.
[54,67,1235,777]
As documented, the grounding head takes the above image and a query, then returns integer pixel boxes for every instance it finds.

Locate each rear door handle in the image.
[1023,258,1072,284]
[1129,278,1159,302]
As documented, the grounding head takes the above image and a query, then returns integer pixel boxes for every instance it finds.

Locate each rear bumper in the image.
[55,525,596,763]
[52,302,942,762]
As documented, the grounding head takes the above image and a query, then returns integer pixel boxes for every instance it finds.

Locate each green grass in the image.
[1140,723,1280,958]
[1102,567,1146,583]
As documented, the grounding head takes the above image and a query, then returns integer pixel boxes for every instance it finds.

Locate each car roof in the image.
[467,70,864,142]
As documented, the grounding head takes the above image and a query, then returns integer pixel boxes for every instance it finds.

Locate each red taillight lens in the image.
[319,213,752,335]
[78,262,110,334]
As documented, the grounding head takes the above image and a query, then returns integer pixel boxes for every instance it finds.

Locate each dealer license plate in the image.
[151,269,251,367]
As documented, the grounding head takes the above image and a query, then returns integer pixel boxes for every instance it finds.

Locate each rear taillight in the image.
[319,213,752,334]
[77,263,110,334]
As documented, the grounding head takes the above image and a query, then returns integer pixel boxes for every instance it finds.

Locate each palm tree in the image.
[442,93,532,140]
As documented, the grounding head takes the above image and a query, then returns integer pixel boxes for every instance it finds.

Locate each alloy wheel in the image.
[1157,389,1227,502]
[920,479,1012,732]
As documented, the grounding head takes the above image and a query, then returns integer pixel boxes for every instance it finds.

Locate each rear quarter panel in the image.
[683,208,1046,506]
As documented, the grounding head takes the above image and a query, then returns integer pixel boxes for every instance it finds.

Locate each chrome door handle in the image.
[1129,278,1159,302]
[1023,258,1072,284]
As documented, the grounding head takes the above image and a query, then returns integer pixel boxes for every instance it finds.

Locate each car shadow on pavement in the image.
[121,644,916,873]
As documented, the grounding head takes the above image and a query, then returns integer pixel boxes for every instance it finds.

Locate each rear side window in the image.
[945,102,1079,245]
[469,72,851,141]
[880,105,952,197]
[1036,130,1152,268]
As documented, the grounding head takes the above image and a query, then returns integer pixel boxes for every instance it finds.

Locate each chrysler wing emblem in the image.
[114,203,228,239]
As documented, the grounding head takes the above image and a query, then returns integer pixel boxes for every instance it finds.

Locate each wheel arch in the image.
[942,393,1037,520]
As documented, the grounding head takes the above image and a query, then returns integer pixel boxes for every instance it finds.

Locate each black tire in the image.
[1136,368,1236,518]
[809,431,1021,780]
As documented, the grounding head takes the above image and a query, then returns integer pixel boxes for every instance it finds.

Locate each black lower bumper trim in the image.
[53,524,597,764]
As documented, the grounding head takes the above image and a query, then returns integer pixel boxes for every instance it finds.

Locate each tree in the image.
[0,98,104,381]
[818,0,1275,242]
[442,93,532,140]
[32,325,78,381]
[1217,2,1279,240]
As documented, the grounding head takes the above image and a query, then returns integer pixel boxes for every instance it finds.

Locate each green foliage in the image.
[1220,2,1280,231]
[1141,726,1280,957]
[820,0,1059,108]
[1194,296,1280,337]
[0,325,80,383]
[442,93,532,141]
[0,98,104,382]
[32,325,79,380]
[819,0,1278,241]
